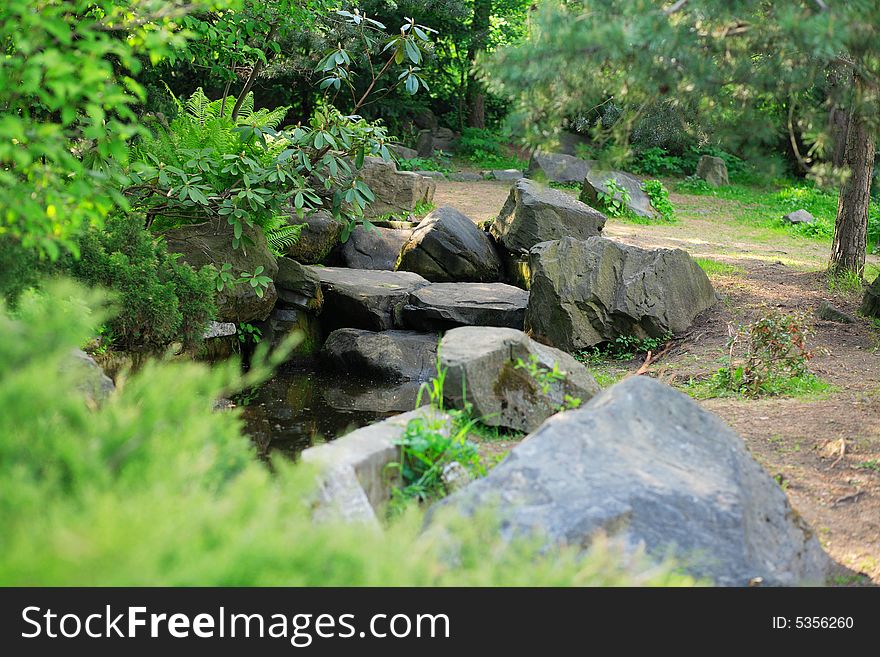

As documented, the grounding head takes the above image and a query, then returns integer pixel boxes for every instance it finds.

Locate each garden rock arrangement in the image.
[321,328,439,382]
[490,178,606,253]
[440,326,600,432]
[357,157,436,217]
[527,151,594,184]
[580,169,658,219]
[402,282,529,331]
[340,225,413,270]
[163,217,278,323]
[397,206,501,282]
[434,376,832,586]
[526,237,716,351]
[696,155,729,187]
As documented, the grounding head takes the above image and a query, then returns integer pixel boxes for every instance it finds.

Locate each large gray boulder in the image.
[526,237,716,351]
[440,327,599,432]
[358,157,436,217]
[402,282,529,331]
[397,206,501,282]
[695,155,729,187]
[307,266,429,331]
[340,225,412,270]
[490,179,606,254]
[862,275,880,318]
[580,169,658,220]
[275,257,323,312]
[527,152,594,184]
[435,376,832,586]
[322,328,439,382]
[162,217,277,323]
[284,210,344,265]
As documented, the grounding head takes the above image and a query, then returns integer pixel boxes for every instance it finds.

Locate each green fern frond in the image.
[185,88,216,126]
[236,92,255,122]
[266,222,303,257]
[247,106,291,129]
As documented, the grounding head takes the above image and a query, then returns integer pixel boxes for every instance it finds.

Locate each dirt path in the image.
[436,179,880,584]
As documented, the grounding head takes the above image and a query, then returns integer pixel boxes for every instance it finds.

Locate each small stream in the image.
[238,364,421,461]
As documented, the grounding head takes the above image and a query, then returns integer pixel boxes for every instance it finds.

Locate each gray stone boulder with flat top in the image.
[402,282,529,331]
[162,217,277,323]
[358,157,436,218]
[440,326,600,432]
[340,225,412,271]
[526,237,716,351]
[580,169,658,220]
[306,266,429,332]
[696,155,729,187]
[321,328,439,382]
[490,179,606,254]
[527,152,594,184]
[434,376,832,586]
[397,206,501,282]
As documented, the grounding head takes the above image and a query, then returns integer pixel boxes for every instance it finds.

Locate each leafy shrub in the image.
[0,282,693,586]
[594,179,632,218]
[396,156,453,173]
[64,214,216,351]
[457,127,527,169]
[632,147,686,176]
[641,179,675,221]
[720,309,819,397]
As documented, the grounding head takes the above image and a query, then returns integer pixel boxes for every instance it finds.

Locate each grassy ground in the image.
[434,175,880,584]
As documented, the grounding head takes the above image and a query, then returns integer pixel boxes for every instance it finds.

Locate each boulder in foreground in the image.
[435,376,832,586]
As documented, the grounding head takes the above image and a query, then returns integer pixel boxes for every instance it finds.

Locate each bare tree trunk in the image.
[466,0,492,129]
[830,109,875,275]
[829,106,848,168]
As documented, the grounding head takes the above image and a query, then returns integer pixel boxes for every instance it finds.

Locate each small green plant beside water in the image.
[387,358,486,515]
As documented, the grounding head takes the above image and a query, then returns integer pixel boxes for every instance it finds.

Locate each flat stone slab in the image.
[307,266,429,331]
[321,328,439,382]
[402,282,529,331]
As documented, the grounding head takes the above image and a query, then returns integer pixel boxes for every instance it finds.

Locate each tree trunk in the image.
[466,0,492,129]
[830,109,875,275]
[828,106,848,168]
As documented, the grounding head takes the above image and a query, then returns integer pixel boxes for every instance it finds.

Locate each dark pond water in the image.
[238,365,421,461]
